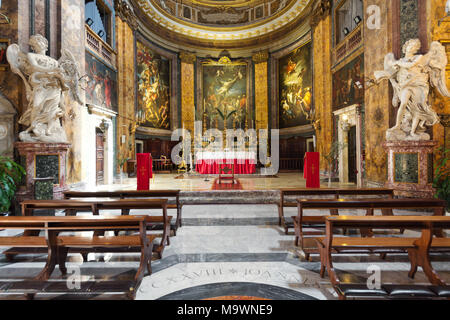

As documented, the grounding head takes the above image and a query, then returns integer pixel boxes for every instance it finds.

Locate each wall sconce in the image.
[98,30,105,38]
[341,114,350,131]
[354,15,362,25]
[438,0,450,26]
[343,27,350,36]
[86,18,94,27]
[99,119,109,133]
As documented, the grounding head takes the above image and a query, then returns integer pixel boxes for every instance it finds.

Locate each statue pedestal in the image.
[383,140,437,198]
[15,142,71,203]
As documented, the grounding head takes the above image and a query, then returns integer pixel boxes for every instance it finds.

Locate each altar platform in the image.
[79,172,356,192]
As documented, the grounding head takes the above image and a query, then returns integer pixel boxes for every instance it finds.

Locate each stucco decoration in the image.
[374,39,450,141]
[6,34,82,143]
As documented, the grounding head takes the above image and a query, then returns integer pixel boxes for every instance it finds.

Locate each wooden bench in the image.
[294,198,446,260]
[63,190,182,233]
[5,198,170,259]
[279,188,394,234]
[0,215,157,299]
[319,215,450,300]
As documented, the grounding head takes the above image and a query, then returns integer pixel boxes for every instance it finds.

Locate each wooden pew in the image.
[0,215,157,299]
[64,190,182,234]
[294,198,446,260]
[318,215,450,300]
[279,188,394,234]
[6,198,170,259]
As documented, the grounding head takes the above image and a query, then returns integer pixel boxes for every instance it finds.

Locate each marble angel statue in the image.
[374,39,449,141]
[6,34,82,143]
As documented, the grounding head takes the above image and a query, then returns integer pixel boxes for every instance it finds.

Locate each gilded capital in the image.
[310,0,331,28]
[180,51,197,64]
[115,0,138,30]
[252,51,269,64]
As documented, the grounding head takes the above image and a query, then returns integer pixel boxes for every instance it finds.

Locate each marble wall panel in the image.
[60,0,85,184]
[429,0,450,168]
[116,17,136,172]
[254,61,268,133]
[312,15,332,172]
[0,0,21,131]
[181,61,195,138]
[363,0,393,185]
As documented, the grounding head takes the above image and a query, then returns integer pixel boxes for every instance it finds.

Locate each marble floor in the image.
[0,174,449,300]
[0,202,449,300]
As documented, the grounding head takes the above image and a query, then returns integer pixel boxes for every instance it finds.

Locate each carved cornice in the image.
[129,0,314,50]
[115,0,139,30]
[310,0,331,28]
[179,51,197,64]
[252,50,269,64]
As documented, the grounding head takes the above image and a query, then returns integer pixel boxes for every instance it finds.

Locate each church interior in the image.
[0,0,449,302]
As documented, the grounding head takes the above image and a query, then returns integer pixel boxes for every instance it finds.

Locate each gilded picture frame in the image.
[196,56,254,132]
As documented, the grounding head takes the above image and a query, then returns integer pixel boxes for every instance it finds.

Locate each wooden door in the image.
[348,126,357,183]
[96,129,104,185]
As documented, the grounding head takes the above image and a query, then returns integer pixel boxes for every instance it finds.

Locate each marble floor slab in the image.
[1,200,449,300]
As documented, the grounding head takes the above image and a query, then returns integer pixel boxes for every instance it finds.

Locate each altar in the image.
[195,151,257,174]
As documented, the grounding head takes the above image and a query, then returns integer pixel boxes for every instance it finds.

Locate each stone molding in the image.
[179,51,197,64]
[115,0,139,30]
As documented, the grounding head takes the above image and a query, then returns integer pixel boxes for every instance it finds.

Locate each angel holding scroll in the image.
[374,39,449,141]
[6,34,82,143]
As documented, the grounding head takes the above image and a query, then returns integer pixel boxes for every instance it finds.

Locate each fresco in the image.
[84,52,118,111]
[136,40,170,130]
[278,41,313,128]
[200,59,251,130]
[332,54,364,111]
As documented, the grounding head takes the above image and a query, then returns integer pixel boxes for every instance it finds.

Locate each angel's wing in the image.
[427,41,450,98]
[6,44,32,99]
[58,49,83,104]
[374,53,397,82]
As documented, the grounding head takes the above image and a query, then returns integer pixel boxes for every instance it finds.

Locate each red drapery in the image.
[136,153,152,190]
[304,152,320,188]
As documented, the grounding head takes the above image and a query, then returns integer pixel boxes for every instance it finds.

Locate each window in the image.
[335,0,363,44]
[85,0,112,46]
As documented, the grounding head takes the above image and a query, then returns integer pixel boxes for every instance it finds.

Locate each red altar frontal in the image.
[136,153,153,190]
[195,151,257,174]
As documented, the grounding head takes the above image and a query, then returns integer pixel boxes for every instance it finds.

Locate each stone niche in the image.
[0,94,16,158]
[333,104,364,187]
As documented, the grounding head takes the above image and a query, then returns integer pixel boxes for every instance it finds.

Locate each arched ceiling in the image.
[130,0,314,54]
